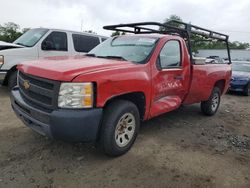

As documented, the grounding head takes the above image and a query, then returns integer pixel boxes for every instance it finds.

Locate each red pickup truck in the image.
[10,21,232,156]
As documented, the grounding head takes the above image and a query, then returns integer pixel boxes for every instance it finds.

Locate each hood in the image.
[0,41,24,50]
[18,56,137,81]
[232,71,250,79]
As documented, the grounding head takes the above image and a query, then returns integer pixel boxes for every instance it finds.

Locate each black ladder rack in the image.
[103,20,231,63]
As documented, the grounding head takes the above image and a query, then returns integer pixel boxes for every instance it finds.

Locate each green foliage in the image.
[0,22,23,42]
[84,30,97,34]
[229,41,249,49]
[22,28,30,33]
[111,31,120,37]
[111,31,125,37]
[160,14,183,31]
[162,15,250,50]
[192,38,250,51]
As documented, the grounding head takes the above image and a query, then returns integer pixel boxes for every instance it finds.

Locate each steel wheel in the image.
[99,100,140,156]
[211,92,219,111]
[115,113,136,148]
[201,87,221,116]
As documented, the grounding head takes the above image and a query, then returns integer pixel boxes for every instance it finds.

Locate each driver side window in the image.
[41,31,68,51]
[159,40,181,69]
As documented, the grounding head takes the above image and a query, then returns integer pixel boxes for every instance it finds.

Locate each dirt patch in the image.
[0,86,250,188]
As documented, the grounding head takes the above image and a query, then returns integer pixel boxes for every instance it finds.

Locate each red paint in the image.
[18,34,231,121]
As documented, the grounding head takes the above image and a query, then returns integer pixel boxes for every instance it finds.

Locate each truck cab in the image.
[10,21,232,156]
[0,28,107,89]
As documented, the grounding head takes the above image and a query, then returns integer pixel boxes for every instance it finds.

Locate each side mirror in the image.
[42,41,53,51]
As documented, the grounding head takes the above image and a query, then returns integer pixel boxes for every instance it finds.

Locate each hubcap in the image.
[115,113,136,148]
[211,93,219,111]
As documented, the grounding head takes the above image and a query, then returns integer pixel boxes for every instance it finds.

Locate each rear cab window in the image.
[72,34,100,53]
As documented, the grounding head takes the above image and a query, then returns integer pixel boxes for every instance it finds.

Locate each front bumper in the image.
[0,70,7,84]
[10,87,103,142]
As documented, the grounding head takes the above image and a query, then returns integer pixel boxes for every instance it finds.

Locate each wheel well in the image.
[3,66,17,85]
[214,80,225,93]
[104,92,146,120]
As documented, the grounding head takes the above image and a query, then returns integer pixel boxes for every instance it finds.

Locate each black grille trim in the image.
[18,71,60,110]
[19,71,54,90]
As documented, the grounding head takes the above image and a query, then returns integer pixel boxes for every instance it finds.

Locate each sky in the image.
[0,0,250,43]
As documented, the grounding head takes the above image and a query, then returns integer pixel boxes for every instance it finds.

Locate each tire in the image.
[7,71,17,91]
[99,100,140,157]
[201,87,221,116]
[243,83,250,96]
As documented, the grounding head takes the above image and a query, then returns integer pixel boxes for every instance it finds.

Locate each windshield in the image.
[14,28,49,47]
[232,63,250,72]
[88,36,158,63]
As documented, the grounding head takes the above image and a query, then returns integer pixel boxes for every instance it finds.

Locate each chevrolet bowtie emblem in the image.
[23,80,30,90]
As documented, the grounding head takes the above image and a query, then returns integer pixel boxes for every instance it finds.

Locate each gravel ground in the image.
[0,86,249,188]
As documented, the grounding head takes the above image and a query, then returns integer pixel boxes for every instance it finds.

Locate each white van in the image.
[0,28,107,89]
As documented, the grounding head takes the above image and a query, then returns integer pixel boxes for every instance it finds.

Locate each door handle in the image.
[174,75,184,80]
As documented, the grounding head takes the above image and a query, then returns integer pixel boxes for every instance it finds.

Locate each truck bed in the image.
[183,63,232,105]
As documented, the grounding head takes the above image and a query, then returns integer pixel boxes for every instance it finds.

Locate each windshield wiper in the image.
[86,54,127,61]
[15,42,29,47]
[97,55,127,61]
[85,53,96,57]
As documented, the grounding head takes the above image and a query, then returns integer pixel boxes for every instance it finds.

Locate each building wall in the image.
[197,49,250,61]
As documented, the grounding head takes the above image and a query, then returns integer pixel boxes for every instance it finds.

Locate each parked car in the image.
[0,28,107,89]
[10,21,231,156]
[229,61,250,95]
[205,56,225,64]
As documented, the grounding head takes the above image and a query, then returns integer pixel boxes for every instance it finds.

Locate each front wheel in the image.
[99,100,140,157]
[201,87,221,116]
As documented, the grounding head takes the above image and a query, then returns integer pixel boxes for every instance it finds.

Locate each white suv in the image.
[0,28,107,89]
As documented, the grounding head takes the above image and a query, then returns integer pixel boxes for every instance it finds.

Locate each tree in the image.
[22,28,30,33]
[0,22,22,42]
[229,41,249,49]
[111,31,126,37]
[161,15,250,50]
[111,31,120,37]
[84,30,97,34]
[160,14,183,31]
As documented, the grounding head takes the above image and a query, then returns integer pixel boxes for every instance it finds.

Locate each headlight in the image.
[0,55,4,68]
[58,83,94,108]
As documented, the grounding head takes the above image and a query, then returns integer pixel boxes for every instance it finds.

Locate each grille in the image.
[18,71,60,110]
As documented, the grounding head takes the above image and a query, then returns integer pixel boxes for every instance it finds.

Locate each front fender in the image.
[72,64,151,111]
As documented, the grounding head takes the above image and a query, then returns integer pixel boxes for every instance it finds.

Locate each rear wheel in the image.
[201,87,221,116]
[243,83,250,96]
[99,100,140,157]
[7,71,17,91]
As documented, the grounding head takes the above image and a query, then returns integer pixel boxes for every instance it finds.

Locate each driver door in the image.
[150,39,190,118]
